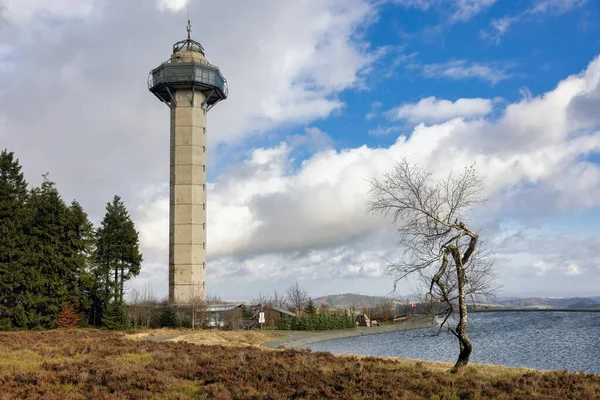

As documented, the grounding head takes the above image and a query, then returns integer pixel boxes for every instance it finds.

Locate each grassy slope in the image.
[1,330,599,399]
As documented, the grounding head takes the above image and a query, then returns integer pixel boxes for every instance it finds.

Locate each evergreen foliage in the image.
[304,298,317,316]
[159,304,181,328]
[94,196,143,305]
[0,150,29,330]
[277,313,355,331]
[102,301,130,330]
[0,149,143,331]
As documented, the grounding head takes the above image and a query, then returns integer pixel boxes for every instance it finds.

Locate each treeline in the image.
[277,313,355,330]
[0,149,142,330]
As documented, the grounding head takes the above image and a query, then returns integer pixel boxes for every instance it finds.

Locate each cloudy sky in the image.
[2,0,600,301]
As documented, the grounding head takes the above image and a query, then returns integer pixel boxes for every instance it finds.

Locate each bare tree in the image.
[367,158,496,370]
[252,291,270,309]
[187,286,207,330]
[207,294,227,304]
[270,290,288,309]
[285,282,309,316]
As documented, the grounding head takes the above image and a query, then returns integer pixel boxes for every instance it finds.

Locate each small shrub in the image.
[159,305,181,328]
[57,305,80,329]
[102,301,130,330]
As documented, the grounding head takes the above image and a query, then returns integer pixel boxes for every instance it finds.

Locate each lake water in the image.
[305,312,600,374]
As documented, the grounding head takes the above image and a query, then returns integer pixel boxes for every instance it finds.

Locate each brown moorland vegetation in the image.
[0,330,599,399]
[124,329,281,347]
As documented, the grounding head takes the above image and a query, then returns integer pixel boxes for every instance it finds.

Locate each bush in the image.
[57,305,80,329]
[278,313,355,331]
[102,301,130,330]
[159,305,181,328]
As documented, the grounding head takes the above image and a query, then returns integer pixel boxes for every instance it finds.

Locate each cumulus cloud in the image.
[564,263,586,276]
[0,0,379,222]
[533,260,554,276]
[129,55,600,298]
[4,0,600,300]
[388,96,495,124]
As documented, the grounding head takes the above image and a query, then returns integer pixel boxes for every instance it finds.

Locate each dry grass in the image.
[0,329,598,399]
[168,330,281,347]
[124,328,197,340]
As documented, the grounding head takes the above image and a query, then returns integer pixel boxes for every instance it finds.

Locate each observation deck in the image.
[148,37,228,108]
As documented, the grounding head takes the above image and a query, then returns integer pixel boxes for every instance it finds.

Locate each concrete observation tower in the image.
[148,21,228,303]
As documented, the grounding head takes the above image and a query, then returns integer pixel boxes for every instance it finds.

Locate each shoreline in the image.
[261,314,436,349]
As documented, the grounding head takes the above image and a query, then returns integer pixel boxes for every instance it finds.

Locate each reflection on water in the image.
[305,312,600,374]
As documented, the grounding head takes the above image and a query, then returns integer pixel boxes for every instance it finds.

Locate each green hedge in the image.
[277,313,355,331]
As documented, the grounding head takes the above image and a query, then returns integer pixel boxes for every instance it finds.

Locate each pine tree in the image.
[102,301,130,330]
[94,195,142,328]
[64,201,95,320]
[24,176,78,329]
[304,298,317,316]
[159,304,181,328]
[0,150,29,330]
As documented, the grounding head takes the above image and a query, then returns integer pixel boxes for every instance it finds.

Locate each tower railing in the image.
[147,60,229,98]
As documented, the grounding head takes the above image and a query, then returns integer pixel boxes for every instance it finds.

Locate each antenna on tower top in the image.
[187,5,191,40]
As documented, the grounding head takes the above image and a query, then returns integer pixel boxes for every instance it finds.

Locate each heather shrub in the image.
[0,330,599,399]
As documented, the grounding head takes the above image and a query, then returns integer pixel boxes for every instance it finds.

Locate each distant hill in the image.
[494,297,600,309]
[313,293,389,308]
[311,293,600,311]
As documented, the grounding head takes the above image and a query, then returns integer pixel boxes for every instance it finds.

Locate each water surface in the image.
[305,312,600,374]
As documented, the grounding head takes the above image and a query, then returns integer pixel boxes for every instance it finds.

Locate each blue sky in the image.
[1,0,600,301]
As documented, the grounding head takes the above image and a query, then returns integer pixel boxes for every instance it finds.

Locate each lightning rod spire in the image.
[187,6,191,40]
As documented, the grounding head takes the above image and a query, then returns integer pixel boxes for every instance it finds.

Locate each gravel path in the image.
[261,314,436,349]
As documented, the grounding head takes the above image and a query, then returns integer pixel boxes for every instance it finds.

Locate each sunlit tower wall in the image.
[148,23,228,303]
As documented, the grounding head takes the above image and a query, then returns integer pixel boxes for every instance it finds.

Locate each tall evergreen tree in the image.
[23,175,87,329]
[0,150,29,330]
[64,201,95,321]
[94,195,142,327]
[304,298,317,316]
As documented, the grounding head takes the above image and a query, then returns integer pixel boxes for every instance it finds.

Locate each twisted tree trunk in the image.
[451,242,474,369]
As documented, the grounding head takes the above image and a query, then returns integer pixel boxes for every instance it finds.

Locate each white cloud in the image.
[2,0,96,22]
[157,0,188,12]
[288,127,334,153]
[533,260,554,276]
[365,101,383,120]
[367,125,403,136]
[531,0,587,15]
[449,0,497,23]
[391,0,433,10]
[388,96,494,124]
[419,59,514,84]
[128,54,600,298]
[482,0,587,43]
[564,263,586,276]
[391,0,497,22]
[0,0,379,221]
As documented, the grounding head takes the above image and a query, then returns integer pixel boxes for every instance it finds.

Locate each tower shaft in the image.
[169,89,207,303]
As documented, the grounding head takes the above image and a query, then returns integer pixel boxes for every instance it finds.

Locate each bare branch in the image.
[366,157,496,369]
